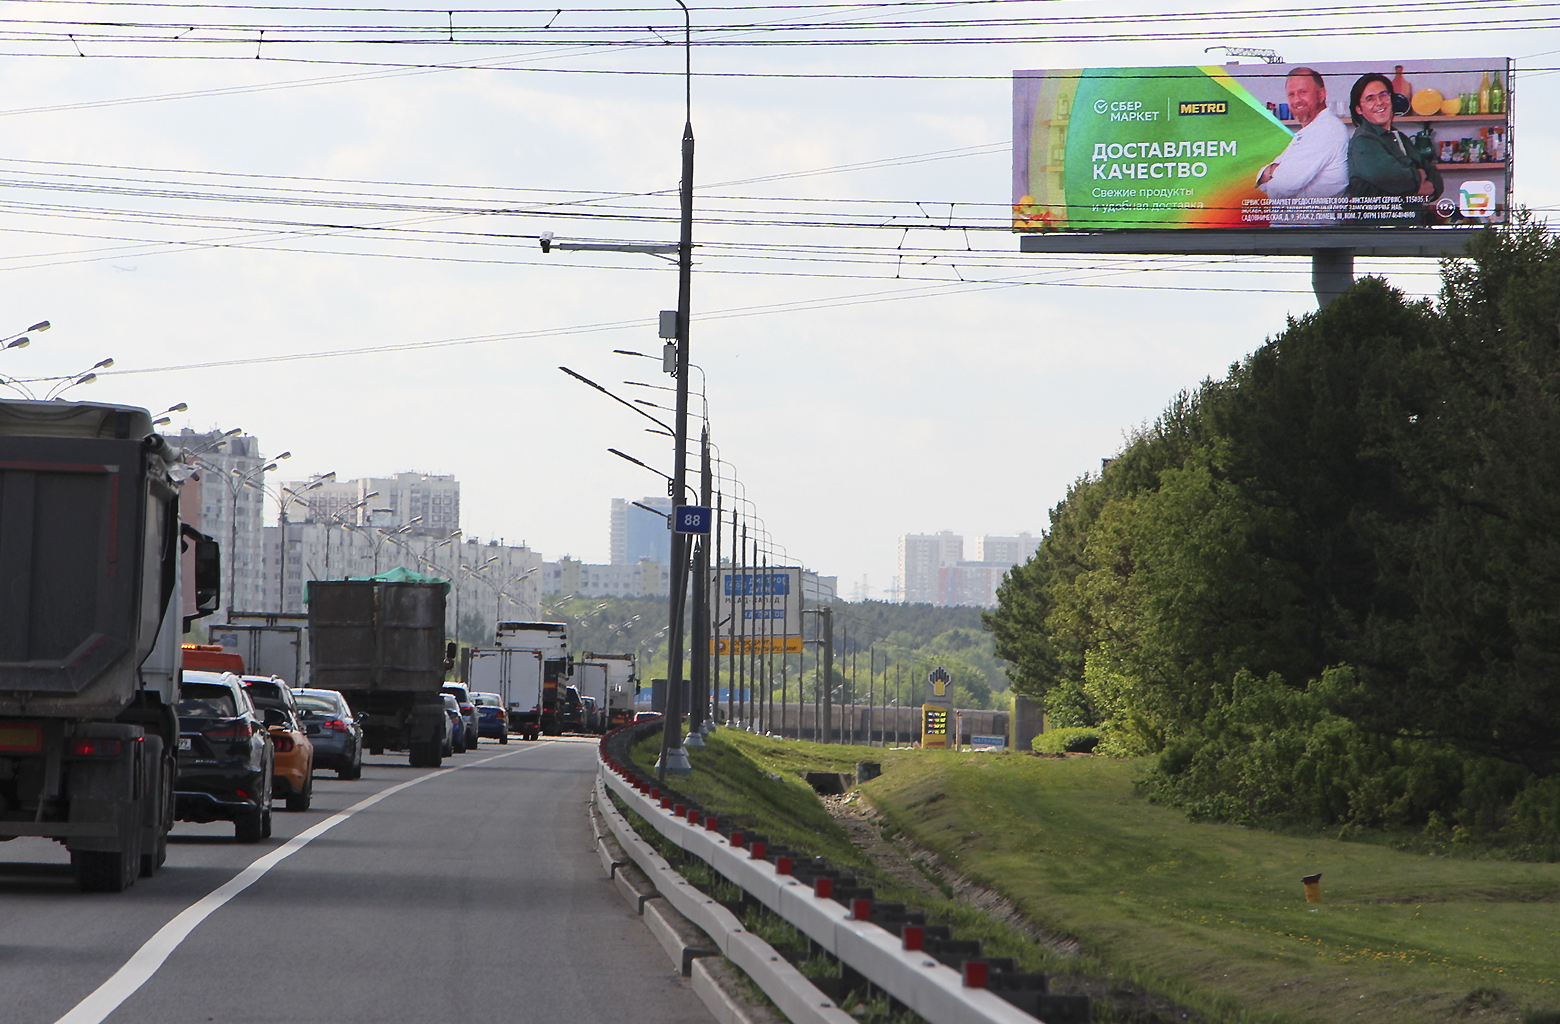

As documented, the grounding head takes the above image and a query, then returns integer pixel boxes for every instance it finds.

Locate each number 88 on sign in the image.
[674,505,711,534]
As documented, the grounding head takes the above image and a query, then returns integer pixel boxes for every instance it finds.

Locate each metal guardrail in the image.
[597,744,1049,1024]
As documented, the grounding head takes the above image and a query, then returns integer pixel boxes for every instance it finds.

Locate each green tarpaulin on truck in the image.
[344,566,451,593]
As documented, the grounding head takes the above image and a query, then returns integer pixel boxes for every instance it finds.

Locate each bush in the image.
[1033,727,1103,754]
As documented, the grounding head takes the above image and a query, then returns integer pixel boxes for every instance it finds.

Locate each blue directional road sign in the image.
[673,505,712,534]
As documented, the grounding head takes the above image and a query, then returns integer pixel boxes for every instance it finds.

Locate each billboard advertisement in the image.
[1013,59,1511,232]
[712,567,803,640]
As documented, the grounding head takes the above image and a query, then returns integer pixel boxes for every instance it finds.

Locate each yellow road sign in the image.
[710,636,804,655]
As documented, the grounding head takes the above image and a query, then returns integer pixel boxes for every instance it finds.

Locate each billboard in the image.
[712,567,803,640]
[1013,59,1511,232]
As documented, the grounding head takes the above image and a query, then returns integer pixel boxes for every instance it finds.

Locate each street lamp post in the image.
[276,472,334,613]
[656,0,696,782]
[213,453,287,618]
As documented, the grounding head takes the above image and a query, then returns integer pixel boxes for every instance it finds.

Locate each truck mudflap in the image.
[64,723,146,854]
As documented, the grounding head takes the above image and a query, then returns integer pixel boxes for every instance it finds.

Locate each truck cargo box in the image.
[0,401,178,716]
[307,579,447,693]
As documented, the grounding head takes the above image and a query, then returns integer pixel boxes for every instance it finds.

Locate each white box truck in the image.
[468,647,544,740]
[494,622,569,736]
[209,613,308,687]
[579,652,637,730]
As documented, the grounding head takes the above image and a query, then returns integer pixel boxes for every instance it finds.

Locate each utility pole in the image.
[690,425,712,732]
[656,0,696,782]
[821,606,833,744]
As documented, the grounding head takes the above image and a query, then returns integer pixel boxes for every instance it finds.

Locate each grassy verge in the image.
[632,731,1560,1024]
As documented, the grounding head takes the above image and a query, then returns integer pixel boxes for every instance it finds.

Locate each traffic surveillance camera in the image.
[540,231,554,254]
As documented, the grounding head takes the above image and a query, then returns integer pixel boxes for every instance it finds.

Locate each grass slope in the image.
[866,750,1560,1024]
[635,731,1560,1024]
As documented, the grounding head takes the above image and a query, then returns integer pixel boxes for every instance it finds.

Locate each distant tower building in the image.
[974,533,1039,567]
[178,428,267,617]
[610,496,672,566]
[897,531,963,605]
[284,473,460,539]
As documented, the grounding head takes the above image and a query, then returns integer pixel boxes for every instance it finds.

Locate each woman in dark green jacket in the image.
[1346,73,1442,220]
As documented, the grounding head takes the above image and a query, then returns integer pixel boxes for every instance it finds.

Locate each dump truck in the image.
[308,576,450,768]
[0,399,220,891]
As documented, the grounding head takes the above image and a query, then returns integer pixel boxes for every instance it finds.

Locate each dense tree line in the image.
[986,215,1560,847]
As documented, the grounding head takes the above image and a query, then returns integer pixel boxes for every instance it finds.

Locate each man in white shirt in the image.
[1256,67,1350,223]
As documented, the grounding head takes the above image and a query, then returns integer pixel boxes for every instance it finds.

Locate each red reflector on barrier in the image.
[963,961,988,988]
[729,830,743,848]
[674,804,686,817]
[67,738,122,757]
[776,856,792,875]
[749,841,766,860]
[902,925,924,951]
[650,788,660,800]
[852,898,872,920]
[661,797,671,809]
[814,877,832,898]
[705,816,718,832]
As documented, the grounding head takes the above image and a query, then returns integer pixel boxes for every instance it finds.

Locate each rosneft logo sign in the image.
[1179,101,1228,115]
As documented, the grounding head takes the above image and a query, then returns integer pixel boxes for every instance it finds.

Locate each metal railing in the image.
[597,728,1079,1024]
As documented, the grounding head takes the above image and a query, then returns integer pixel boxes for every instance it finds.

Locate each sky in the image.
[0,0,1555,597]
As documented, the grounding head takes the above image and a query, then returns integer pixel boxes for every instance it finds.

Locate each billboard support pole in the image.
[1312,248,1355,306]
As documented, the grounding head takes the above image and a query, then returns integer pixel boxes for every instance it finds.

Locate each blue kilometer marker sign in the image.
[674,505,712,534]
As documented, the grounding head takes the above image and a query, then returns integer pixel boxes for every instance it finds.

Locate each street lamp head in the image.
[4,338,28,351]
[275,451,292,461]
[92,358,113,371]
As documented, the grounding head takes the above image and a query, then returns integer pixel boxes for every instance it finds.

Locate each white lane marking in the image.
[52,744,548,1024]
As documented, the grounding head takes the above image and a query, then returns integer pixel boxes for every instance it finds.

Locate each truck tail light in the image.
[68,738,122,757]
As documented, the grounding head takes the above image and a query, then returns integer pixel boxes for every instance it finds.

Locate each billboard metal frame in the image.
[1019,227,1484,303]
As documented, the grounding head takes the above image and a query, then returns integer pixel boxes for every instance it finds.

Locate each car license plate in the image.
[178,737,192,751]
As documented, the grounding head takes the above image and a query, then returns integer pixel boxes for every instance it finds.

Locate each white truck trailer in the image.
[468,647,544,740]
[494,622,569,736]
[209,612,308,688]
[578,652,637,730]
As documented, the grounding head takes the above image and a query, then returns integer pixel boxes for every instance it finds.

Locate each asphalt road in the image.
[0,736,713,1024]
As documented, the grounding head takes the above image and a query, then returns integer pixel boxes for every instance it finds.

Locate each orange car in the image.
[242,676,315,812]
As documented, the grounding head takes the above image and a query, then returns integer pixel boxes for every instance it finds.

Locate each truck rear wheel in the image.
[73,849,136,892]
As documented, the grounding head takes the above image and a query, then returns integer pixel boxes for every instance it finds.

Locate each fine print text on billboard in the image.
[1013,58,1511,233]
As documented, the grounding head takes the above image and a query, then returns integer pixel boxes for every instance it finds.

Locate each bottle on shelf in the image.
[1392,66,1411,99]
[1489,71,1506,115]
[1478,70,1491,114]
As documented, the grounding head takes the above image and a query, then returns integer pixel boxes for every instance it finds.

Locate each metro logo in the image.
[1179,101,1228,115]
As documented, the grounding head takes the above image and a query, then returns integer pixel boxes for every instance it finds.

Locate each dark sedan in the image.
[174,670,273,843]
[295,688,364,779]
